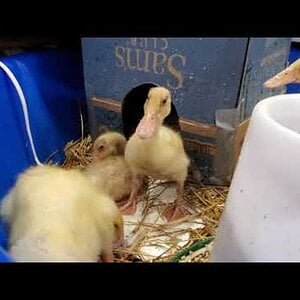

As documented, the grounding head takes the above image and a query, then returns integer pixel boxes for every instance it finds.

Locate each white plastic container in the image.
[210,94,300,262]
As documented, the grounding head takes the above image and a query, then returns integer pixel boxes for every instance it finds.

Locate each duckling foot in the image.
[163,203,187,222]
[119,194,137,215]
[119,176,142,215]
[138,177,148,195]
[116,195,130,208]
[114,238,127,249]
[120,201,137,215]
[100,250,114,262]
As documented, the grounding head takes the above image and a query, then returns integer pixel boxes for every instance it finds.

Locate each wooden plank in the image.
[91,96,121,113]
[179,118,217,138]
[184,138,216,156]
[91,96,217,138]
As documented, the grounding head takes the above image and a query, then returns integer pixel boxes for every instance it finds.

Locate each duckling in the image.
[84,131,133,203]
[123,87,190,221]
[0,165,124,262]
[121,83,181,140]
[264,58,300,88]
[91,131,127,162]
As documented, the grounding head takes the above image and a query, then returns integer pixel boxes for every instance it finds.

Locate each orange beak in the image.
[135,112,158,139]
[264,59,300,88]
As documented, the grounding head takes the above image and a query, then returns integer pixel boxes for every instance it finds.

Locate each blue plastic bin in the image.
[0,48,85,261]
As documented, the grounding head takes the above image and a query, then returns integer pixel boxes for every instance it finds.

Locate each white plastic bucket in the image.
[210,94,300,262]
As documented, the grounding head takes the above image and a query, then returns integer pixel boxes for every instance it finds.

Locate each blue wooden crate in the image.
[81,37,291,177]
[82,38,248,124]
[238,38,292,117]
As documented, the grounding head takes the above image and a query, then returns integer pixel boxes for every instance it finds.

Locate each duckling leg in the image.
[116,195,130,208]
[139,176,148,195]
[120,175,143,215]
[163,181,187,222]
[100,249,114,262]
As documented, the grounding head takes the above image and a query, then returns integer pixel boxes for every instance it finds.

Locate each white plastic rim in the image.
[210,93,300,262]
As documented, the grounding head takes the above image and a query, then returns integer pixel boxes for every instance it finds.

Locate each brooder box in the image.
[81,37,291,179]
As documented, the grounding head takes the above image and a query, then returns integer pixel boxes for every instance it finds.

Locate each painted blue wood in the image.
[82,38,248,127]
[82,38,291,133]
[81,37,292,179]
[239,38,291,118]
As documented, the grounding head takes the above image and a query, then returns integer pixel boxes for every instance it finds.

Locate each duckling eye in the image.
[98,145,104,151]
[162,98,167,105]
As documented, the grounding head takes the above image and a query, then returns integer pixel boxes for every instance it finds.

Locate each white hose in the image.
[0,61,43,166]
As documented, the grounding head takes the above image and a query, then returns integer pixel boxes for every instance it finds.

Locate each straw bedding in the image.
[60,135,228,262]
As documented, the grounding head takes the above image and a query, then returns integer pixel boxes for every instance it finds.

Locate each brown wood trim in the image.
[91,97,122,113]
[91,96,217,138]
[184,138,216,156]
[179,118,217,138]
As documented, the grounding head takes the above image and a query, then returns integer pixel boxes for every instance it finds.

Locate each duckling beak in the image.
[264,70,297,88]
[264,60,300,88]
[135,112,158,139]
